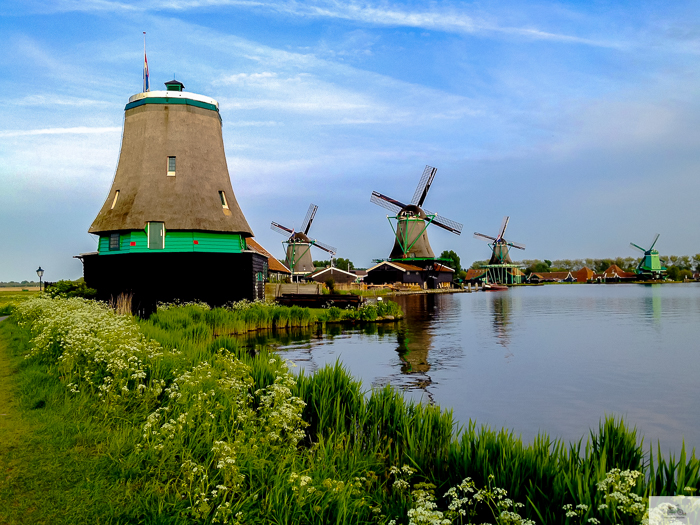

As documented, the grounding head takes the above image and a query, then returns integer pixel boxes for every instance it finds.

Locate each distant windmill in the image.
[271,204,337,277]
[474,217,526,284]
[630,234,666,280]
[370,165,463,260]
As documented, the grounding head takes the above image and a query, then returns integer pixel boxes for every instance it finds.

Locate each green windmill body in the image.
[474,217,526,285]
[631,234,666,280]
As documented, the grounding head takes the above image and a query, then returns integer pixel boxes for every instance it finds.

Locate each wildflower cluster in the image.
[14,297,163,407]
[139,350,308,523]
[390,467,534,525]
[286,469,376,519]
[596,469,646,521]
[562,469,647,525]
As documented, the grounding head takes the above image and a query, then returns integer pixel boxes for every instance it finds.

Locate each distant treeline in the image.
[470,254,700,280]
[0,281,40,287]
[313,258,355,271]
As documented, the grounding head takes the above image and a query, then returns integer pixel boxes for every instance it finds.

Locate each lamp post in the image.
[36,267,44,292]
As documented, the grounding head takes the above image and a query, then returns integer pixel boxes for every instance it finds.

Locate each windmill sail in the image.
[474,232,497,242]
[301,203,318,235]
[271,221,294,237]
[411,165,437,207]
[313,240,337,255]
[370,191,405,214]
[432,214,463,235]
[498,217,510,239]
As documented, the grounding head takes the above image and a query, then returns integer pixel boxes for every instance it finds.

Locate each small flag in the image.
[144,54,150,92]
[143,32,150,92]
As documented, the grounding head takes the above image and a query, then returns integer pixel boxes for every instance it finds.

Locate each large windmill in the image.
[271,204,337,279]
[630,234,666,280]
[474,217,526,284]
[370,165,463,261]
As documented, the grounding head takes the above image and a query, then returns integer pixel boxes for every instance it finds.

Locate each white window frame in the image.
[219,191,229,209]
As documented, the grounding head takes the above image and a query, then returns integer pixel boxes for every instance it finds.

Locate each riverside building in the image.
[78,80,267,313]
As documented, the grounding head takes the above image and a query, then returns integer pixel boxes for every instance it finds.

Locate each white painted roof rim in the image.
[129,90,219,110]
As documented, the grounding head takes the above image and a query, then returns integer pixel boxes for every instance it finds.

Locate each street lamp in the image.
[36,267,44,292]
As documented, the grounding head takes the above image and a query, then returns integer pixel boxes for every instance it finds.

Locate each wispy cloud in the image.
[12,95,109,107]
[0,127,121,138]
[24,0,618,47]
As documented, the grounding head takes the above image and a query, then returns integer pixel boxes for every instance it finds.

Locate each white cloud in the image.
[12,95,108,107]
[0,127,121,138]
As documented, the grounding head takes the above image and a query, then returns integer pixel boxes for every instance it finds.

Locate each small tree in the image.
[439,250,461,273]
[335,258,355,271]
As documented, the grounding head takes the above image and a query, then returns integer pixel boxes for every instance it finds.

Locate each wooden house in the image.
[304,266,357,285]
[528,271,576,283]
[463,269,488,284]
[365,260,454,289]
[573,267,595,283]
[246,238,291,280]
[596,264,637,282]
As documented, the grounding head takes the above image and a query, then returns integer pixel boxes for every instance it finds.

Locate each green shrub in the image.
[326,306,342,321]
[0,304,14,316]
[44,279,97,299]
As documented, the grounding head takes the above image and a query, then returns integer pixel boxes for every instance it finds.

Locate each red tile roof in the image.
[246,238,291,274]
[464,269,487,280]
[601,264,636,279]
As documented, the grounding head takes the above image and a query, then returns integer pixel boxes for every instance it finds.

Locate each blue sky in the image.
[1,0,699,282]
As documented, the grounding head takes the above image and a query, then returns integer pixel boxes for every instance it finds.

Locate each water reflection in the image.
[490,295,513,347]
[641,284,663,325]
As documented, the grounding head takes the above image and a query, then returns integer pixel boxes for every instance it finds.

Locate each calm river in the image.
[254,284,700,454]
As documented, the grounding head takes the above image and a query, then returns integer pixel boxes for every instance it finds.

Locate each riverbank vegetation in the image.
[1,297,699,524]
[144,299,403,339]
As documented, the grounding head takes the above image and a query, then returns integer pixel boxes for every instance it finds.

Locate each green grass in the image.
[1,298,699,525]
[0,289,39,315]
[143,301,403,340]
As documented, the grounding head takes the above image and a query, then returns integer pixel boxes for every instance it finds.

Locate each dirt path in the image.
[0,315,23,457]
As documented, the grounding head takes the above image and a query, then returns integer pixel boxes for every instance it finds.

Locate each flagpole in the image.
[143,32,147,93]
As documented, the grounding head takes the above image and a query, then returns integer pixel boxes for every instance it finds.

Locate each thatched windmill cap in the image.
[89,81,253,236]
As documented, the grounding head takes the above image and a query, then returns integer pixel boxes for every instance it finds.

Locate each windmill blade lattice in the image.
[411,165,437,207]
[271,221,294,237]
[313,240,337,255]
[507,241,526,250]
[498,216,510,239]
[630,242,646,252]
[432,214,463,235]
[370,191,405,215]
[474,232,497,242]
[301,203,318,235]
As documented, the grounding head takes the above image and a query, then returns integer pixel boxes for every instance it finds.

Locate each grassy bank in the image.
[1,297,699,524]
[142,300,403,341]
